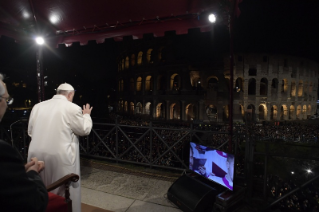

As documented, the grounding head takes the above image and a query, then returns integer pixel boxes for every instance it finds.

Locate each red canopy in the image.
[0,0,218,46]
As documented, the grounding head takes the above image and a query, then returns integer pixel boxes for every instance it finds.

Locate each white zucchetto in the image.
[57,83,74,91]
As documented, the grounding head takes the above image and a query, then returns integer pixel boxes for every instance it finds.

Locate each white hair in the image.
[0,73,5,96]
[57,90,74,96]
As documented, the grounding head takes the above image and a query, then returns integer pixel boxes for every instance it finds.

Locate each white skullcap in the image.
[57,83,74,91]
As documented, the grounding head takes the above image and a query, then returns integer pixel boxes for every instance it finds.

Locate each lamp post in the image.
[35,36,45,102]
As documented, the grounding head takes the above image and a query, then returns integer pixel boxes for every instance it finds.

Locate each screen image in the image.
[189,142,235,191]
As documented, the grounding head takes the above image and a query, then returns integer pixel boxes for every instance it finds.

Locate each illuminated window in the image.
[137,51,143,65]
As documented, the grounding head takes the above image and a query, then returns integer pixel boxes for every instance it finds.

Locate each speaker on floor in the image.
[167,174,218,212]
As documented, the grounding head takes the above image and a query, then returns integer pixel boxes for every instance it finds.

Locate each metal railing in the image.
[2,119,233,172]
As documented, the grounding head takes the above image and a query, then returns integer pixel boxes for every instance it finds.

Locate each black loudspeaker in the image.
[167,174,218,212]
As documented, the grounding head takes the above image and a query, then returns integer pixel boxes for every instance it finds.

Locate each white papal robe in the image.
[27,95,93,212]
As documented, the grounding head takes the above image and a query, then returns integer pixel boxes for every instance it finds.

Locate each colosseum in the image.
[116,30,319,123]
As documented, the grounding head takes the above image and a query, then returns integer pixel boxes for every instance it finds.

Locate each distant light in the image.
[208,14,216,23]
[50,14,59,24]
[198,81,201,84]
[291,171,294,174]
[35,37,45,45]
[307,169,312,173]
[23,12,30,18]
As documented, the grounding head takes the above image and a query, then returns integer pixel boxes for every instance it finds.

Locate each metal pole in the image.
[228,0,236,153]
[149,121,153,168]
[115,116,119,163]
[36,47,44,102]
[263,143,268,200]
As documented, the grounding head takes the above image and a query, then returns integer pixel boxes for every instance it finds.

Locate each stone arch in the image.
[290,81,296,97]
[119,100,123,112]
[280,105,288,120]
[159,47,167,61]
[246,104,256,122]
[302,105,307,119]
[170,73,180,90]
[296,105,302,119]
[235,77,244,92]
[289,105,295,120]
[125,56,129,69]
[145,102,151,115]
[121,59,125,70]
[136,77,142,91]
[146,48,153,63]
[190,71,201,88]
[156,103,165,119]
[207,76,218,90]
[309,81,313,93]
[239,104,245,120]
[131,54,136,66]
[124,101,128,112]
[137,51,143,65]
[185,103,196,121]
[298,80,303,97]
[136,102,143,114]
[157,75,166,91]
[271,78,279,96]
[248,78,256,95]
[118,79,124,91]
[223,104,229,122]
[130,102,134,115]
[129,78,134,91]
[307,105,312,116]
[170,102,180,120]
[258,104,267,120]
[260,78,268,95]
[270,105,278,120]
[206,104,217,121]
[281,79,288,93]
[145,75,153,91]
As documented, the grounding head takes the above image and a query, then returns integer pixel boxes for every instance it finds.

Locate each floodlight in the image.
[208,14,216,23]
[35,37,45,45]
[50,14,59,24]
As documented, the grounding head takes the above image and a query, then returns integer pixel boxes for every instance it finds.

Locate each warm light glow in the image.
[35,37,44,45]
[291,171,294,174]
[307,169,312,173]
[50,14,59,24]
[208,14,216,23]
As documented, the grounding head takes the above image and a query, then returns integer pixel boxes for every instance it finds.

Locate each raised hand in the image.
[82,103,93,115]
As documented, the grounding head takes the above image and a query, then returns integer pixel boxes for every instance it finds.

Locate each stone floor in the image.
[80,160,182,212]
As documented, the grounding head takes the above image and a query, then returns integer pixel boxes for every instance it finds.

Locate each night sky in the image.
[0,0,318,118]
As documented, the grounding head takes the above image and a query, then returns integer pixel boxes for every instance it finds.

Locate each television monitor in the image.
[189,142,235,191]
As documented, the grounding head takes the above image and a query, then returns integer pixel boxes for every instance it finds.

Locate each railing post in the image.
[22,125,27,161]
[115,116,119,163]
[149,121,153,168]
[263,143,268,200]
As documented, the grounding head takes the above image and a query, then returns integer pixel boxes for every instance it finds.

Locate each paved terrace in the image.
[80,158,261,212]
[80,158,183,212]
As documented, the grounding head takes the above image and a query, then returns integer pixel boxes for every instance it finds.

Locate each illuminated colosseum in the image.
[116,31,319,123]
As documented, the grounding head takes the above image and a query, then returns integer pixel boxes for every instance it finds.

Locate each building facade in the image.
[116,31,319,123]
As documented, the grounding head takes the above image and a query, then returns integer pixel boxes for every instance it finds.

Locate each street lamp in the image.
[208,14,216,23]
[35,36,45,102]
[35,36,45,45]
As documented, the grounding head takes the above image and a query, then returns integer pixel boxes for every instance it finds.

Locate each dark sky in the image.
[0,0,318,114]
[234,0,319,61]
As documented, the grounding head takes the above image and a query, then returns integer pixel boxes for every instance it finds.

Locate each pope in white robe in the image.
[27,83,93,212]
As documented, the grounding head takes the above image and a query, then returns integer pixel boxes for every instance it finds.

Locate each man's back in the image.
[27,93,93,212]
